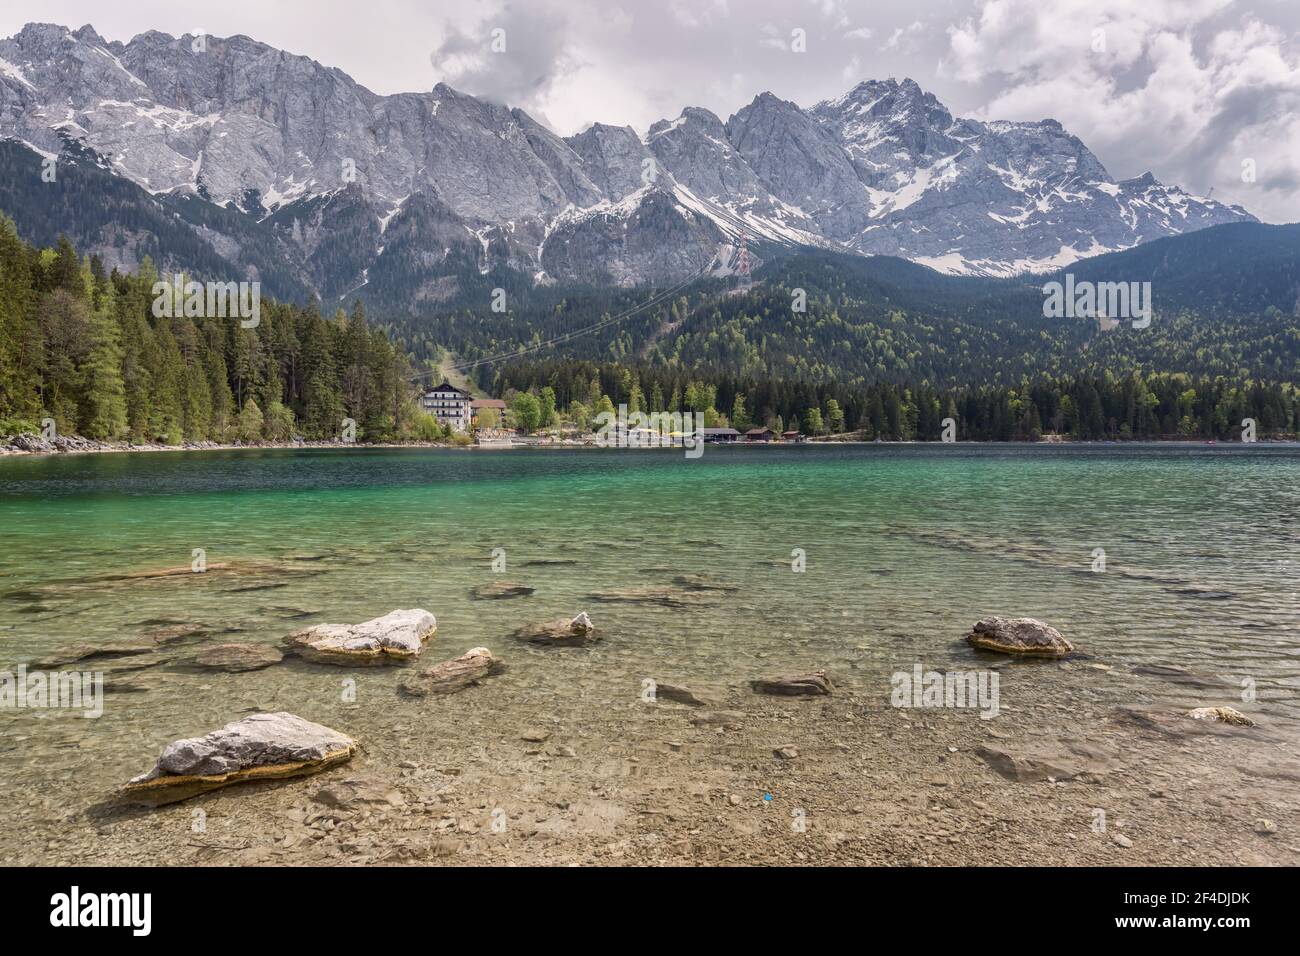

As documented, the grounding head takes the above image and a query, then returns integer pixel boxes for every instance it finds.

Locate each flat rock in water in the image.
[312,775,404,809]
[976,739,1119,783]
[192,643,284,672]
[586,587,719,608]
[1187,706,1255,727]
[143,623,209,646]
[121,712,356,805]
[31,641,156,668]
[750,671,833,696]
[511,612,598,647]
[1115,707,1270,741]
[103,676,163,696]
[400,647,501,696]
[470,581,535,600]
[285,609,435,665]
[966,616,1073,657]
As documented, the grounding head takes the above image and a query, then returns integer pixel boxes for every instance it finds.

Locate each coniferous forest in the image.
[492,359,1300,441]
[2,219,1297,444]
[0,218,424,443]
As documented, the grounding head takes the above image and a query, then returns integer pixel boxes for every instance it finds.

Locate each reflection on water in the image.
[1,443,1298,825]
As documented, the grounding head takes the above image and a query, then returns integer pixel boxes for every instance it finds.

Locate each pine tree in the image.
[79,285,128,439]
[237,397,264,442]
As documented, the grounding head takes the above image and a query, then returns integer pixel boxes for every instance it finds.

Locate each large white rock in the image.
[122,712,356,805]
[286,609,436,664]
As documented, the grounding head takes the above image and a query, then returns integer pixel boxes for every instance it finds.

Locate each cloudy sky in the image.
[5,0,1299,220]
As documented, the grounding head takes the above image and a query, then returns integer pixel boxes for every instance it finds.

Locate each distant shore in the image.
[3,433,1292,458]
[0,436,471,458]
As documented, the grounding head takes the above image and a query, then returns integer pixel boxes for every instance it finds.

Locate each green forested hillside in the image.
[0,217,423,443]
[397,238,1300,393]
[4,204,1299,445]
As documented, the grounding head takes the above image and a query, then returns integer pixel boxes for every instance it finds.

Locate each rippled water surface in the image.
[2,443,1298,818]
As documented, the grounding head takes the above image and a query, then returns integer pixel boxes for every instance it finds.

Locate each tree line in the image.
[492,359,1299,440]
[0,218,449,443]
[4,222,1297,444]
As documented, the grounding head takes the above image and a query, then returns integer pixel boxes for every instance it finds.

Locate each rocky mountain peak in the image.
[0,20,1257,300]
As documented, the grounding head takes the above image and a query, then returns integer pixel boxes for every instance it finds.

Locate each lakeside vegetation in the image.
[2,222,1296,445]
[0,217,449,443]
[492,360,1300,441]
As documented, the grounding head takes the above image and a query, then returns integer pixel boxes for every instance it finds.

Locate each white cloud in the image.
[943,0,1300,219]
[884,20,925,52]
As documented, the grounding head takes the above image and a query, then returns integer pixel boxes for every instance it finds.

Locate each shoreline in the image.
[3,435,1296,459]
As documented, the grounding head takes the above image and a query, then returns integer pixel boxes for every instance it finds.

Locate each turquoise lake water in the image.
[1,442,1297,815]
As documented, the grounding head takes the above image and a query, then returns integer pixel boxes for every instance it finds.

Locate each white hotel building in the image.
[421,381,473,431]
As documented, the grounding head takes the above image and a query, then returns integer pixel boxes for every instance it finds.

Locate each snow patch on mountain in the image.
[0,22,1257,289]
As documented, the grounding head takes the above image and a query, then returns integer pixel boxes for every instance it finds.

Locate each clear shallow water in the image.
[1,443,1298,815]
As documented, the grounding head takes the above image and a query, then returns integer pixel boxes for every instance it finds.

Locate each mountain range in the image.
[0,22,1256,314]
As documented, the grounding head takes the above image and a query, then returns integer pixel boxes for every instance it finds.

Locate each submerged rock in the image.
[143,623,209,646]
[1115,706,1269,741]
[650,681,711,707]
[750,671,833,696]
[312,775,405,809]
[1187,706,1255,727]
[511,612,598,647]
[192,643,284,672]
[400,647,501,696]
[1130,664,1232,690]
[587,587,718,608]
[121,712,356,806]
[671,574,740,593]
[470,581,535,600]
[966,616,1073,657]
[31,641,156,668]
[285,609,436,664]
[976,740,1118,783]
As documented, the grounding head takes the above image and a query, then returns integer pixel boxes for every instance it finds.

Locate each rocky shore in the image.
[8,431,1290,458]
[4,589,1291,868]
[0,433,465,457]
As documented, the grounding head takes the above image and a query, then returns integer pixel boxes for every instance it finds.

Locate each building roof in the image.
[746,427,774,436]
[782,430,801,437]
[424,381,472,398]
[702,427,741,436]
[471,398,507,410]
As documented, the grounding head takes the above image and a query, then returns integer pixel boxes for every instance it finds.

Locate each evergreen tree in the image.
[79,286,128,439]
[237,397,264,442]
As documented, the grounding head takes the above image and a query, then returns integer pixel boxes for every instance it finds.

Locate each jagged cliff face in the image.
[0,22,1254,304]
